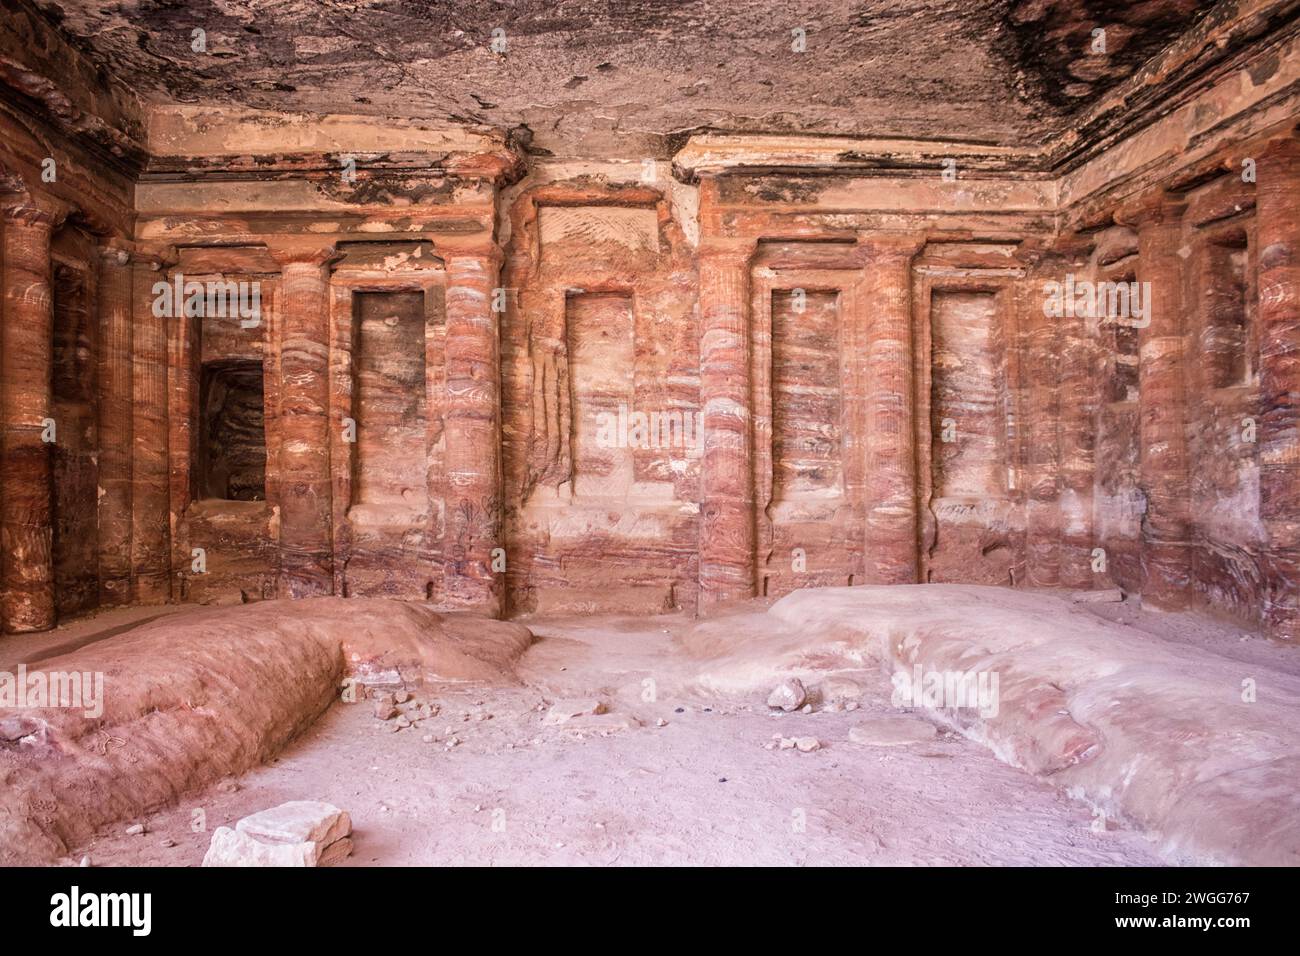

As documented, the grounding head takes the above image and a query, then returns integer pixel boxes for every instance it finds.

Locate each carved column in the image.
[1257,135,1300,639]
[0,197,63,632]
[1131,193,1192,608]
[96,240,134,606]
[861,236,923,584]
[1057,245,1099,590]
[442,243,504,615]
[698,240,756,605]
[270,240,338,599]
[130,244,175,604]
[1021,252,1062,586]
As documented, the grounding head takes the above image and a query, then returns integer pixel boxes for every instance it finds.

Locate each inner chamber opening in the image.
[198,360,267,501]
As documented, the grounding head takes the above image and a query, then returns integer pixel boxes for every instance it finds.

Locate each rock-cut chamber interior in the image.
[1,0,1299,873]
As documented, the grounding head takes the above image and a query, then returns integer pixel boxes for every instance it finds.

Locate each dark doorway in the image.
[198,360,267,501]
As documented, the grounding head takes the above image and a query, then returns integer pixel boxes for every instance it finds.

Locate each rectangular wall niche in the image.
[1202,237,1249,389]
[52,264,98,616]
[761,287,849,598]
[926,288,1012,585]
[770,289,843,500]
[566,291,635,498]
[930,290,1007,499]
[351,291,428,512]
[198,360,266,501]
[1109,316,1139,403]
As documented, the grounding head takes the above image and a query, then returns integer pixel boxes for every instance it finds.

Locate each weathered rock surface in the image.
[203,827,318,867]
[849,718,939,747]
[766,678,807,712]
[235,800,351,848]
[204,800,352,867]
[765,585,1300,866]
[0,599,531,866]
[0,0,1297,875]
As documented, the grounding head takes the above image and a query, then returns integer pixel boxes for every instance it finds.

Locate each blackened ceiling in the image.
[29,0,1220,157]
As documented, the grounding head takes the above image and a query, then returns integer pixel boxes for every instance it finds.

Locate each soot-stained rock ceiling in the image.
[29,0,1217,157]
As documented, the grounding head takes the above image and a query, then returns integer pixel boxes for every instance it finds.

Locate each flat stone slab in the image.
[1070,588,1125,604]
[560,713,641,735]
[203,827,321,867]
[235,800,351,847]
[204,800,353,867]
[848,717,938,747]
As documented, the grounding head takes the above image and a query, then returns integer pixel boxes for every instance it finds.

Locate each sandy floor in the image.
[73,609,1166,867]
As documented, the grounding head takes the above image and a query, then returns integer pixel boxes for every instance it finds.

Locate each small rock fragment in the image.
[373,693,398,720]
[767,678,807,712]
[125,823,145,836]
[794,737,821,752]
[543,698,607,725]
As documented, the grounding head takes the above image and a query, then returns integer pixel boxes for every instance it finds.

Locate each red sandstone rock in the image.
[0,197,62,632]
[94,241,134,606]
[0,4,1294,640]
[269,241,339,599]
[697,233,756,606]
[442,245,505,614]
[1258,137,1300,640]
[0,598,532,865]
[862,238,924,584]
[1126,193,1194,610]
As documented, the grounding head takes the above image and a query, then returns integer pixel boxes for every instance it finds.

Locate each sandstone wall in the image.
[1,11,1299,638]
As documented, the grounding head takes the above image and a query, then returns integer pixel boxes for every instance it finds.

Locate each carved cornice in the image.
[0,59,148,179]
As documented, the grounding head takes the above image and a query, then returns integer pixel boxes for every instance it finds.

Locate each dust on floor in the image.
[74,611,1163,867]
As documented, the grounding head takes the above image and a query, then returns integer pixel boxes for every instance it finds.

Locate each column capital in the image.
[1,192,70,229]
[698,238,756,264]
[96,237,136,267]
[440,238,505,269]
[267,237,341,267]
[1115,189,1186,229]
[859,233,925,262]
[1032,233,1094,272]
[131,241,178,271]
